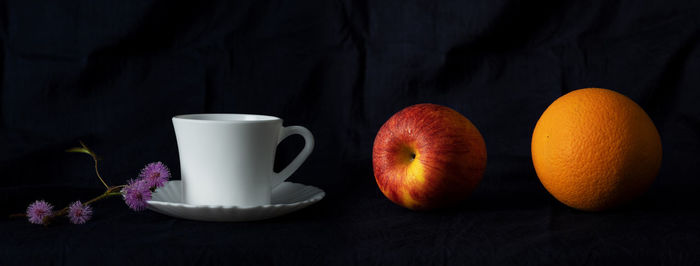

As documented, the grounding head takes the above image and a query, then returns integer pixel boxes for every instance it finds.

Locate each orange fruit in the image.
[531,88,662,211]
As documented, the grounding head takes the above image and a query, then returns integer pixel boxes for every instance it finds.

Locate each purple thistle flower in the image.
[122,179,152,211]
[139,161,171,188]
[27,200,54,225]
[68,201,93,224]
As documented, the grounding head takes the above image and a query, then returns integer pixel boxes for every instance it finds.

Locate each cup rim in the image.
[172,113,281,123]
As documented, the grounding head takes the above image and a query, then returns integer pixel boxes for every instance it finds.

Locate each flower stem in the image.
[66,141,110,189]
[84,188,123,206]
[93,157,109,189]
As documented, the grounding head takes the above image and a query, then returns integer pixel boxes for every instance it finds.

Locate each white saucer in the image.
[147,180,325,222]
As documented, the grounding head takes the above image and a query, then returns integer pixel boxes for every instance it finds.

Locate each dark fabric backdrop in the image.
[1,0,700,265]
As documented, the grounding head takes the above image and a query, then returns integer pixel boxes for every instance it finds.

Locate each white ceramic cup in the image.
[172,114,314,207]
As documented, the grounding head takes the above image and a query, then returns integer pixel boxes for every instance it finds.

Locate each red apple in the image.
[372,103,487,210]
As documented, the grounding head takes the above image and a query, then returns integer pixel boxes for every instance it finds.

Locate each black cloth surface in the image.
[2,0,700,265]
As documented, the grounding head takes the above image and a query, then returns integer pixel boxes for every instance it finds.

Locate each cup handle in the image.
[271,126,314,187]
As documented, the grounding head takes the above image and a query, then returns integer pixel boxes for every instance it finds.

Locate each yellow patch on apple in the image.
[400,189,420,209]
[406,157,425,183]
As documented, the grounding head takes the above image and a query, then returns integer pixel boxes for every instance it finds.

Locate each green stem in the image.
[83,185,124,205]
[109,185,126,192]
[93,157,109,189]
[66,141,109,189]
[84,191,114,205]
